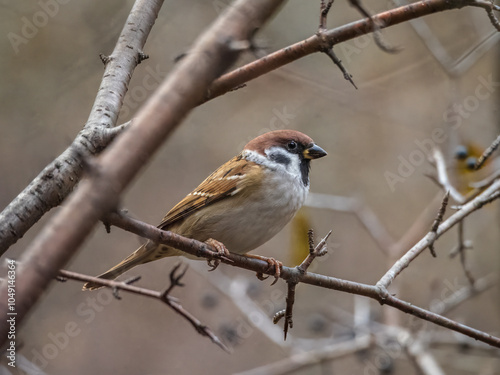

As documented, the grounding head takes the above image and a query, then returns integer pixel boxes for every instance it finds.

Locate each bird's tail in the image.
[83,242,158,291]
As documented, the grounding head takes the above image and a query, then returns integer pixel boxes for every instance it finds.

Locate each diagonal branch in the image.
[0,1,164,254]
[475,133,500,170]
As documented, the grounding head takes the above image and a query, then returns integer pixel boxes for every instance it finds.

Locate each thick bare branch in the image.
[0,1,163,254]
[207,0,494,100]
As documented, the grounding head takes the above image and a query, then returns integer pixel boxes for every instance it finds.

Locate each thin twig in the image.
[317,0,357,88]
[428,191,450,257]
[275,230,331,339]
[430,148,466,203]
[319,0,335,30]
[475,134,500,170]
[438,273,497,316]
[324,48,358,88]
[348,0,401,53]
[456,221,475,286]
[468,0,500,31]
[234,334,372,375]
[59,268,229,352]
[296,229,332,274]
[283,281,296,340]
[377,179,500,290]
[470,169,500,188]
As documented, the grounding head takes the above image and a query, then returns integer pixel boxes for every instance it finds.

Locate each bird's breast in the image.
[177,168,308,254]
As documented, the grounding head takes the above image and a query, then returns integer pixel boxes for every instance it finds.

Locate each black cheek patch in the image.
[271,153,291,166]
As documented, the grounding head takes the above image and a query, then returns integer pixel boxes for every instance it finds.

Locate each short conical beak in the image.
[303,144,327,159]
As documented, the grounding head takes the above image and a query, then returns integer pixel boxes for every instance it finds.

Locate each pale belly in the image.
[177,171,308,254]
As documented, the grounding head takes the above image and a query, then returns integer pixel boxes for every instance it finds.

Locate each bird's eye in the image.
[287,141,297,150]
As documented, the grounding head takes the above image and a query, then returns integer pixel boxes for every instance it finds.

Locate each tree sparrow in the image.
[83,130,326,290]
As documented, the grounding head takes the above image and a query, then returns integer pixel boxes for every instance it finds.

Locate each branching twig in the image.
[468,0,500,31]
[475,133,500,170]
[377,178,500,290]
[317,0,357,88]
[95,212,500,347]
[207,0,498,100]
[58,268,229,352]
[274,230,331,339]
[297,229,332,274]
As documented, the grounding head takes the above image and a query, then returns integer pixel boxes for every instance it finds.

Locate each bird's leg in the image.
[205,238,230,271]
[245,254,282,285]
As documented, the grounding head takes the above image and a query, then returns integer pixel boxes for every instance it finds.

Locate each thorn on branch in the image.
[428,191,449,257]
[173,52,187,63]
[273,309,286,324]
[475,134,500,170]
[348,0,401,54]
[99,53,111,66]
[103,220,111,234]
[137,51,149,64]
[112,275,142,299]
[228,39,251,52]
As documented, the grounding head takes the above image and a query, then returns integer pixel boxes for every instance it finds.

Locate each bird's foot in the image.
[246,254,282,285]
[205,238,230,271]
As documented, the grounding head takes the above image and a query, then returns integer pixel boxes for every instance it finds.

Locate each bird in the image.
[83,129,327,290]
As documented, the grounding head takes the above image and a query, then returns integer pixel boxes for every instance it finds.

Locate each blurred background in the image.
[0,0,499,374]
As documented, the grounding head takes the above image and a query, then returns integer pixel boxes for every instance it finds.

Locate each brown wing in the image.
[157,154,259,229]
